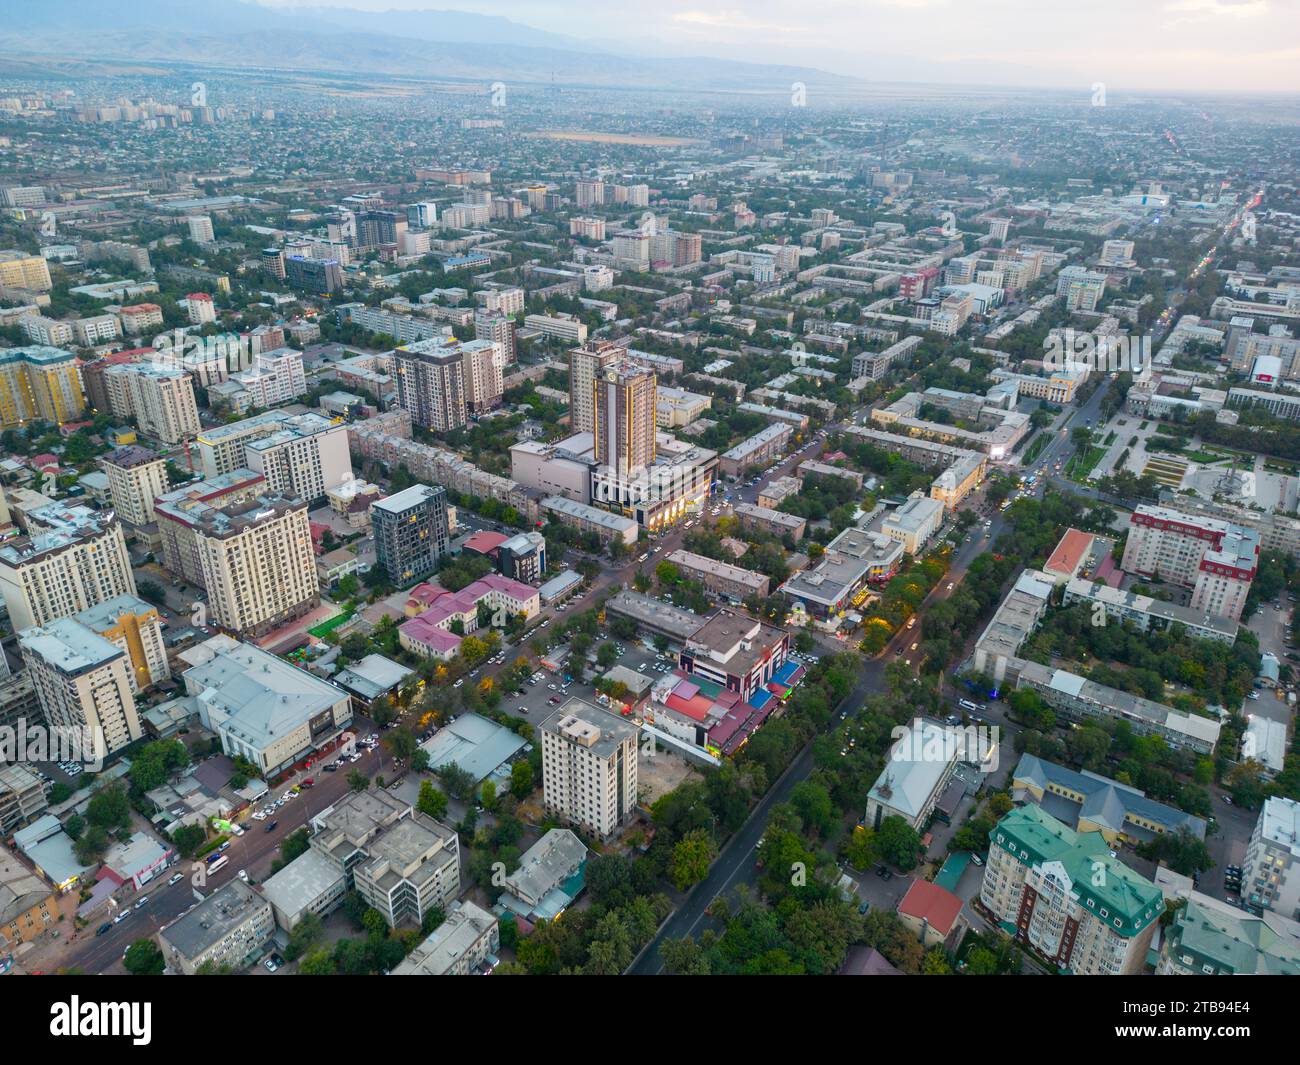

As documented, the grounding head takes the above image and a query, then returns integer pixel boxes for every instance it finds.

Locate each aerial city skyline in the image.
[0,1,1294,1017]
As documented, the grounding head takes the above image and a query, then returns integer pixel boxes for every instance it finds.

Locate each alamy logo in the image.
[890,717,1000,773]
[1043,329,1151,374]
[0,721,105,771]
[50,997,152,1045]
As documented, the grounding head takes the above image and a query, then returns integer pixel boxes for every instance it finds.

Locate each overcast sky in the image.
[262,0,1300,93]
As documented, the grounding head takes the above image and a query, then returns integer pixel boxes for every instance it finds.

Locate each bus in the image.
[207,854,230,875]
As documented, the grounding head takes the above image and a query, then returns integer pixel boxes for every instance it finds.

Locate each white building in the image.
[1243,797,1300,920]
[540,699,639,838]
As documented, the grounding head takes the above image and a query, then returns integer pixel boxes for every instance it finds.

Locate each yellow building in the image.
[74,594,172,692]
[0,346,86,428]
[0,844,58,948]
[0,251,53,292]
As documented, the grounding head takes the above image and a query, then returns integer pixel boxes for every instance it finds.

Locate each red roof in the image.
[1044,528,1094,577]
[463,530,508,556]
[897,879,963,934]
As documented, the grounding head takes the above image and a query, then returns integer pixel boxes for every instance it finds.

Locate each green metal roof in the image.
[989,805,1163,937]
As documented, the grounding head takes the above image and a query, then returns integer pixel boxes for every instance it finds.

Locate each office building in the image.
[864,719,963,831]
[881,495,945,554]
[19,618,141,758]
[678,608,789,703]
[284,255,343,294]
[371,484,452,586]
[540,699,639,838]
[182,634,352,776]
[980,805,1163,975]
[391,899,499,975]
[524,313,587,344]
[186,215,215,243]
[353,811,461,929]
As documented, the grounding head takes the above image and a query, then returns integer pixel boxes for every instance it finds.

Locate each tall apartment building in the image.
[540,700,638,838]
[284,255,343,294]
[184,292,216,324]
[101,444,168,528]
[198,411,351,500]
[227,347,307,409]
[393,337,500,431]
[353,811,461,929]
[18,617,142,758]
[1242,797,1300,920]
[186,215,215,243]
[568,340,620,435]
[73,594,170,692]
[979,805,1163,975]
[0,346,86,429]
[155,470,268,588]
[191,494,320,638]
[103,362,201,445]
[21,316,74,346]
[0,251,52,292]
[594,361,657,476]
[575,180,605,208]
[477,286,525,316]
[570,216,606,241]
[473,311,516,365]
[372,485,451,586]
[1120,504,1258,622]
[1057,265,1108,312]
[118,303,164,335]
[0,506,136,632]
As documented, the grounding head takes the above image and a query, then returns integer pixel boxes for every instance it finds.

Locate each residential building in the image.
[719,423,791,478]
[1242,797,1300,920]
[19,617,141,757]
[568,340,621,435]
[198,410,351,499]
[540,699,639,838]
[372,484,451,586]
[541,495,637,546]
[1158,895,1300,976]
[497,829,589,923]
[0,844,57,948]
[881,495,945,554]
[158,880,274,975]
[0,251,52,292]
[0,346,86,429]
[103,362,201,445]
[1120,504,1258,623]
[665,549,770,600]
[73,595,171,692]
[0,506,136,632]
[188,494,319,638]
[0,764,48,838]
[101,444,168,528]
[980,805,1163,975]
[524,313,587,344]
[391,899,499,974]
[154,469,268,589]
[593,362,657,476]
[1061,577,1238,644]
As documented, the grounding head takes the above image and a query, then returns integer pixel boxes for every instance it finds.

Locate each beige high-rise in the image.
[568,340,621,436]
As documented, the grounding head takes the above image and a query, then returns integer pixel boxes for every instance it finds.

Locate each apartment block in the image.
[1242,797,1300,920]
[158,880,274,975]
[665,549,770,600]
[980,805,1163,975]
[568,340,621,435]
[101,444,168,528]
[1120,504,1258,622]
[19,617,142,758]
[73,594,171,692]
[103,362,201,445]
[0,346,86,429]
[0,506,136,632]
[372,484,452,586]
[198,411,351,500]
[190,494,320,638]
[0,251,53,292]
[391,899,499,974]
[540,700,639,838]
[155,469,268,589]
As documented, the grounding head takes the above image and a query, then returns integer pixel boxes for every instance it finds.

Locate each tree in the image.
[876,816,922,872]
[661,936,712,975]
[347,770,370,792]
[417,779,449,820]
[509,760,533,800]
[435,762,476,801]
[284,912,324,962]
[480,779,497,812]
[299,948,336,975]
[171,823,207,859]
[671,829,719,890]
[123,939,165,975]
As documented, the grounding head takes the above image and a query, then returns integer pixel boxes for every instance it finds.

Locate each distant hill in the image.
[0,0,863,93]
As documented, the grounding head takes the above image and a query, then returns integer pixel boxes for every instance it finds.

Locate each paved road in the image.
[63,726,390,974]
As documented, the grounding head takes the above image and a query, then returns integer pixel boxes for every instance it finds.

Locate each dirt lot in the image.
[637,745,701,806]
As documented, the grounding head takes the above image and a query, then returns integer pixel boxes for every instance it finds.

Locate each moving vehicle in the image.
[168,872,185,886]
[207,854,230,875]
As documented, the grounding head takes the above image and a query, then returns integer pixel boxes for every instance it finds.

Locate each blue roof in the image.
[774,661,803,686]
[747,689,773,711]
